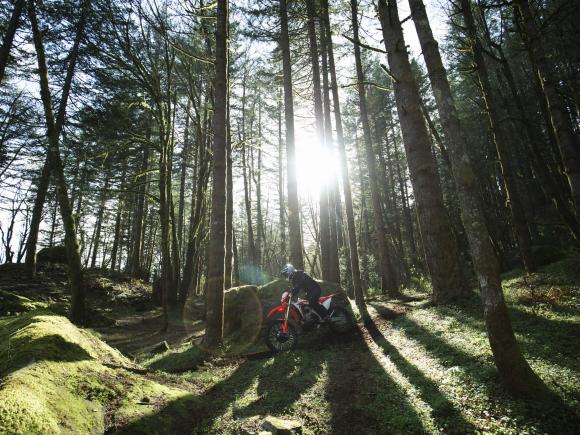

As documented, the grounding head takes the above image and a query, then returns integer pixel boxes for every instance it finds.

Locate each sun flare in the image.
[294,132,341,199]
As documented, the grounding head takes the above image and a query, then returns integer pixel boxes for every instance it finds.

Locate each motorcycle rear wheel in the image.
[328,306,353,333]
[265,320,298,353]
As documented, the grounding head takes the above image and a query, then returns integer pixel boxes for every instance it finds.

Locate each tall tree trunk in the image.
[0,0,25,85]
[350,0,398,295]
[321,0,365,312]
[514,0,580,218]
[205,0,228,349]
[319,14,341,284]
[91,169,111,269]
[277,86,287,262]
[457,0,536,273]
[110,163,127,271]
[28,0,85,325]
[24,0,89,278]
[177,101,191,256]
[409,0,553,398]
[225,92,233,289]
[130,138,150,277]
[377,0,464,303]
[279,0,303,269]
[305,0,331,279]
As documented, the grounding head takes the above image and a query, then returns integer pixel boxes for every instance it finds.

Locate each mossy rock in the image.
[37,246,67,264]
[257,279,348,314]
[222,279,350,350]
[0,310,197,433]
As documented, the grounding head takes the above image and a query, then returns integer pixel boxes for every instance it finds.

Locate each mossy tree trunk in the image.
[28,0,85,325]
[24,0,89,279]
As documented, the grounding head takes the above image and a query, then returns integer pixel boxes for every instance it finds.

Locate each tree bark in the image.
[350,0,398,295]
[514,0,580,219]
[457,0,536,273]
[321,0,365,311]
[28,0,85,325]
[279,0,303,269]
[24,0,90,278]
[377,0,464,303]
[0,0,25,85]
[205,0,228,349]
[305,0,331,280]
[410,0,553,398]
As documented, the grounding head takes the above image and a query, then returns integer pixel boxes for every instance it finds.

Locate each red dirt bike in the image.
[264,290,353,352]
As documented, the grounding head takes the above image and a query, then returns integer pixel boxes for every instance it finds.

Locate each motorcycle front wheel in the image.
[265,320,298,353]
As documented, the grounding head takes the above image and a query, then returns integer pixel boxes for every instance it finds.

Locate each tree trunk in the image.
[205,0,228,349]
[225,92,234,289]
[24,0,90,278]
[410,0,553,398]
[377,0,464,303]
[277,86,287,262]
[514,0,580,219]
[91,169,111,269]
[321,0,365,311]
[28,1,85,325]
[130,138,150,277]
[305,0,331,280]
[319,14,341,284]
[0,0,25,85]
[279,0,303,269]
[350,0,398,295]
[457,0,536,273]
[177,101,191,256]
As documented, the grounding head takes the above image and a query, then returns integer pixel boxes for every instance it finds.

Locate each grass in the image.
[1,259,578,433]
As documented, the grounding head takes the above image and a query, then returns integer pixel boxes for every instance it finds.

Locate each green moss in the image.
[0,290,48,316]
[0,310,196,434]
[144,342,205,373]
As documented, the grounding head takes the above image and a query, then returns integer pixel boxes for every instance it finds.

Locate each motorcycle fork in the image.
[282,301,292,333]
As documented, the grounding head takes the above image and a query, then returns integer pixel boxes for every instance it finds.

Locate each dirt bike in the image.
[264,289,353,352]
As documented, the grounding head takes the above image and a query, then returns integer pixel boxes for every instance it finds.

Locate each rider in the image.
[280,264,329,321]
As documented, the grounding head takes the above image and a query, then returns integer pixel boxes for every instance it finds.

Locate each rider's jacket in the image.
[290,270,321,297]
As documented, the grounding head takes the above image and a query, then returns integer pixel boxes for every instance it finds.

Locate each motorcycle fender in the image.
[322,298,332,310]
[266,305,300,321]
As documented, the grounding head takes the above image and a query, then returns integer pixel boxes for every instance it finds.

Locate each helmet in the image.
[280,263,296,281]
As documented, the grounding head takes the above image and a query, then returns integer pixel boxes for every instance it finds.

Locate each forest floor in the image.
[1,259,579,434]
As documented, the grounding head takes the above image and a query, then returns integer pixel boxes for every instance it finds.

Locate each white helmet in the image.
[280,263,296,281]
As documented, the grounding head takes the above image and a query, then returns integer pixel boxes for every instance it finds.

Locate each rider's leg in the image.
[307,290,328,319]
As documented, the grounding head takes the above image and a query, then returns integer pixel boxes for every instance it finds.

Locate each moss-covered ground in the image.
[1,259,578,433]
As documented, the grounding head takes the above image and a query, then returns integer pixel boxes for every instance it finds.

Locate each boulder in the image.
[37,246,67,264]
[262,416,302,434]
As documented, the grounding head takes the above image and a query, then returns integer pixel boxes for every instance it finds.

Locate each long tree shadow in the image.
[378,308,580,434]
[361,320,476,433]
[113,357,263,434]
[232,347,326,420]
[428,298,580,371]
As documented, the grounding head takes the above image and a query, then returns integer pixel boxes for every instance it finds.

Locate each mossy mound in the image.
[0,311,196,433]
[0,290,48,316]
